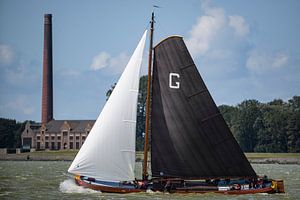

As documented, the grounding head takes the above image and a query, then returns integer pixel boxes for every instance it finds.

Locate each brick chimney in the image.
[41,14,53,124]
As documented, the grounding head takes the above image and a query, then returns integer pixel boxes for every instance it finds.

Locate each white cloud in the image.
[186,2,250,59]
[272,53,288,68]
[185,1,253,81]
[186,2,226,57]
[90,51,129,74]
[228,15,249,37]
[246,51,289,73]
[183,1,299,106]
[109,52,129,72]
[0,44,14,65]
[90,52,111,70]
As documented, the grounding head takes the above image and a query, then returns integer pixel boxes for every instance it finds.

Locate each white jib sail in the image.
[68,30,147,182]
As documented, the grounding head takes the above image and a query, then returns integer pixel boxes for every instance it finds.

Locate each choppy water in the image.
[0,161,299,199]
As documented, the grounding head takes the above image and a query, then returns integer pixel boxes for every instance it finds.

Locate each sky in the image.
[0,0,299,122]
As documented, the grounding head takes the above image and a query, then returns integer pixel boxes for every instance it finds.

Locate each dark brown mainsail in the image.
[151,36,256,179]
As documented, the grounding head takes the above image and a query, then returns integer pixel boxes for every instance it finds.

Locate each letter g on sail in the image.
[169,73,180,89]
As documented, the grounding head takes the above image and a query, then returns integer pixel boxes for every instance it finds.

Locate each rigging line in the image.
[155,19,168,40]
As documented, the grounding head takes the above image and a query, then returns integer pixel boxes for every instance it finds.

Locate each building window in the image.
[26,129,29,133]
[51,142,55,150]
[57,142,61,150]
[51,136,55,140]
[23,138,32,148]
[57,136,61,140]
[82,136,86,140]
[69,136,73,140]
[63,131,68,136]
[37,136,40,140]
[37,142,40,150]
[45,142,49,149]
[69,142,73,149]
[76,142,80,149]
[76,136,79,140]
[45,136,49,140]
[87,131,90,134]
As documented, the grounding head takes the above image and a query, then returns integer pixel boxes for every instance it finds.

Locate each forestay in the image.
[68,30,147,182]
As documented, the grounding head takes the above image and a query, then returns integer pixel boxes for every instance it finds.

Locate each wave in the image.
[59,179,101,194]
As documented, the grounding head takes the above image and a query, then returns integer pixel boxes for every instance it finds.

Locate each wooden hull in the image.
[75,176,145,193]
[74,176,284,194]
[173,186,275,194]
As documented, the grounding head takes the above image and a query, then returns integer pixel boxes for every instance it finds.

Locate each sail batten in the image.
[68,30,147,182]
[151,36,256,179]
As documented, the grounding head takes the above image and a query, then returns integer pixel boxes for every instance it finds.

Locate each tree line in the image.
[219,97,300,153]
[0,118,26,148]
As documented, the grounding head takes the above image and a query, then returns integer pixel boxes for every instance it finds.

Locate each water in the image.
[0,161,299,199]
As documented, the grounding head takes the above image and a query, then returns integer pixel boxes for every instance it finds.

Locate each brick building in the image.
[21,120,94,150]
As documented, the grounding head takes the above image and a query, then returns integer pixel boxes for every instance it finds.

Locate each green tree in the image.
[0,118,22,148]
[105,83,116,101]
[218,105,238,129]
[136,76,148,151]
[233,100,261,152]
[255,103,288,152]
[287,96,300,152]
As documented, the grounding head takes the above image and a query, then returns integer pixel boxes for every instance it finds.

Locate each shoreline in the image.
[1,153,300,164]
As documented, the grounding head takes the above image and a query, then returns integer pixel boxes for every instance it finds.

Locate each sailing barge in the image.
[68,12,285,194]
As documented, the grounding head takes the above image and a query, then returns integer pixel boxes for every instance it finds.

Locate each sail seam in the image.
[129,89,138,92]
[120,150,135,152]
[201,112,222,122]
[187,89,208,99]
[123,120,136,123]
[214,136,231,146]
[180,63,194,70]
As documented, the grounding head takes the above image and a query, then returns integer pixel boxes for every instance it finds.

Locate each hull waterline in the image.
[74,176,284,194]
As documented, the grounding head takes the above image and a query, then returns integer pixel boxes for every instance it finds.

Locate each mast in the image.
[143,11,154,180]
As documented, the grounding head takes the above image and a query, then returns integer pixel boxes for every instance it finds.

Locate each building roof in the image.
[24,120,95,133]
[29,123,41,130]
[45,120,95,132]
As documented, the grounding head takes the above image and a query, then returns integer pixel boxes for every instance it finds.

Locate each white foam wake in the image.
[59,179,101,194]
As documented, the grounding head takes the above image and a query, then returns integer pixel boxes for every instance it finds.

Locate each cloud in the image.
[90,51,129,74]
[109,52,129,72]
[183,0,299,107]
[0,44,14,65]
[246,51,289,73]
[228,15,249,37]
[185,1,250,58]
[272,53,289,68]
[90,52,110,70]
[185,1,252,81]
[186,2,225,57]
